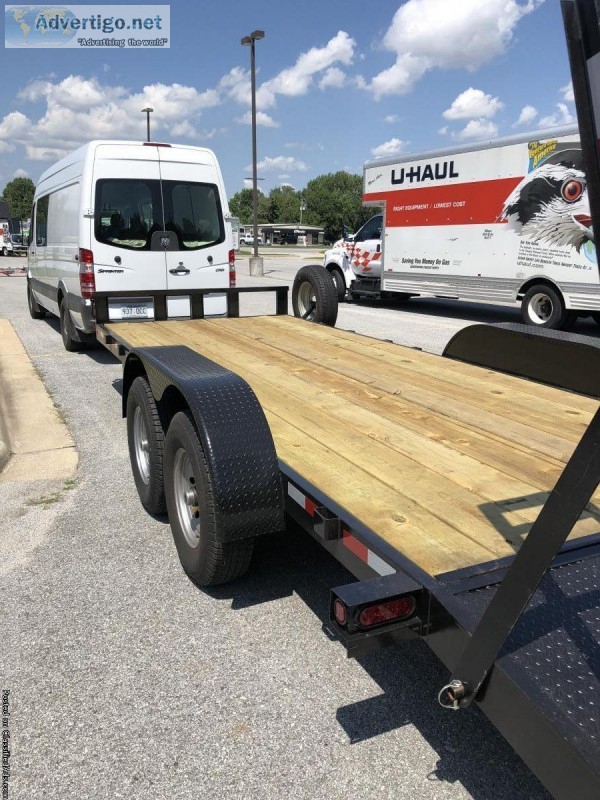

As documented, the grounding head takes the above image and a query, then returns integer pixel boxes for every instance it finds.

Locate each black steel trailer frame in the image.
[95,283,600,800]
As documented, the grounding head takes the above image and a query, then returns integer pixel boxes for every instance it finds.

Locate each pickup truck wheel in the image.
[292,265,338,326]
[329,268,347,302]
[127,376,166,515]
[521,285,566,329]
[59,301,84,352]
[27,282,46,319]
[165,411,254,586]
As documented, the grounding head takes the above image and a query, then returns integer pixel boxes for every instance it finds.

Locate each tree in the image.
[268,185,300,223]
[229,188,269,224]
[302,171,373,242]
[2,177,35,221]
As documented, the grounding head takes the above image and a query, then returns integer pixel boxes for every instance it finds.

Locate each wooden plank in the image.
[106,318,600,575]
[219,316,592,443]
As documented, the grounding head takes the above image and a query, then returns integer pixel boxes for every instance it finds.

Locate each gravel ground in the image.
[0,262,557,800]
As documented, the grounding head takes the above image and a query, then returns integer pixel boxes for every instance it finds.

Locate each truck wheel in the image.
[521,285,566,329]
[127,376,166,515]
[292,265,338,326]
[329,268,347,302]
[1,247,7,257]
[59,301,84,352]
[164,411,254,586]
[27,282,46,319]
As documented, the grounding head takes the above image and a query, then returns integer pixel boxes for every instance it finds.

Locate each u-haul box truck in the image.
[323,124,599,329]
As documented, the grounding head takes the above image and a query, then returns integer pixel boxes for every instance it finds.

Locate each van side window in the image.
[163,181,224,250]
[36,195,49,246]
[95,179,163,250]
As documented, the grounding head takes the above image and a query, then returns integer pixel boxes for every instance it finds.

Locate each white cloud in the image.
[371,138,408,158]
[456,119,499,139]
[12,168,28,177]
[443,87,503,120]
[367,0,542,98]
[438,125,449,135]
[384,114,399,123]
[538,102,575,128]
[318,67,346,90]
[248,155,308,172]
[2,76,222,160]
[560,81,574,102]
[235,110,280,127]
[513,104,538,127]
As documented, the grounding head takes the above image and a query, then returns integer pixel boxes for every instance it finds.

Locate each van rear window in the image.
[95,179,224,251]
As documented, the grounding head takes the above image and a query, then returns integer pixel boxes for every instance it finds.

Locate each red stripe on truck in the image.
[364,176,523,228]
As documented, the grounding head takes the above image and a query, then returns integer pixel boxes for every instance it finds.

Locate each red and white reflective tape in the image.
[287,482,395,576]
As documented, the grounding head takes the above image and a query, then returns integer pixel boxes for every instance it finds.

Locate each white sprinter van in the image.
[27,140,235,350]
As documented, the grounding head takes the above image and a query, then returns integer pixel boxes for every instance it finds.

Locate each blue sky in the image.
[0,0,577,199]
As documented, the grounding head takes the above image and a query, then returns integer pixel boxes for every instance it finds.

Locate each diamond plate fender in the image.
[123,345,284,543]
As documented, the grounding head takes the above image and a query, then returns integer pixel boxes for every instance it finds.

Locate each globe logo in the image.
[5,6,79,47]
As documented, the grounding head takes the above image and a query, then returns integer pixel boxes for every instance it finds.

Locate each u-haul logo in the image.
[391,160,459,185]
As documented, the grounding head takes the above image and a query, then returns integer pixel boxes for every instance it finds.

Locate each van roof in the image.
[36,139,219,189]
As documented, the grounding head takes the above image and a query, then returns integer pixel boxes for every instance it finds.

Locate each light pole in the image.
[241,29,264,276]
[299,201,306,225]
[142,107,153,142]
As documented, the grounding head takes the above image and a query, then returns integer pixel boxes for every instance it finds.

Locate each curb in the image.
[0,319,78,483]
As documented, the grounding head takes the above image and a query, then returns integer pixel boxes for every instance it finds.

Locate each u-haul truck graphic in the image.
[322,123,599,329]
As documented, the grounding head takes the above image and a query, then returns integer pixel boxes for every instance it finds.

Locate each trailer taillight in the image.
[229,249,236,287]
[79,248,95,299]
[357,596,416,630]
[333,599,347,627]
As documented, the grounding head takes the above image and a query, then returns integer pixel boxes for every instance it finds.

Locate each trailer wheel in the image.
[59,301,84,352]
[27,281,46,319]
[164,411,254,586]
[329,268,347,302]
[292,265,338,326]
[521,284,566,329]
[127,376,166,515]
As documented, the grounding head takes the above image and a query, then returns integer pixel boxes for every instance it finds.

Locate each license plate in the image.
[108,298,154,321]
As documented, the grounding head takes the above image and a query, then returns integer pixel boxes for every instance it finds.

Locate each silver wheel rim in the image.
[298,280,317,320]
[173,447,201,548]
[133,406,150,484]
[528,292,553,324]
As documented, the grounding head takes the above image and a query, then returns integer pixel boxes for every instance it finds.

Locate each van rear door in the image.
[92,144,167,318]
[158,146,228,315]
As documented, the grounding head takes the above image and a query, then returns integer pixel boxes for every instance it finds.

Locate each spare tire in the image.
[292,265,338,327]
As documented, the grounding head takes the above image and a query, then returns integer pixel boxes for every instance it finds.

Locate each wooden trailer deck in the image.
[108,315,600,577]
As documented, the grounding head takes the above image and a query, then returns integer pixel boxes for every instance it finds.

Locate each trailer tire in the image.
[521,284,566,330]
[292,265,338,326]
[127,376,166,515]
[59,300,84,352]
[27,281,46,319]
[164,411,254,586]
[329,268,347,302]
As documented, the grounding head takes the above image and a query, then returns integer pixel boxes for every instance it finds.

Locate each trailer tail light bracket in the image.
[330,571,424,658]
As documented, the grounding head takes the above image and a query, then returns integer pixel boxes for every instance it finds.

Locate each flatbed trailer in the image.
[94,284,600,800]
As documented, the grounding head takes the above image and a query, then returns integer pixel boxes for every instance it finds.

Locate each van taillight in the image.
[79,248,95,299]
[229,249,236,287]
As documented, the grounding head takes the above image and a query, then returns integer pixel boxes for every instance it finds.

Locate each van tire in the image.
[59,301,84,352]
[329,268,347,302]
[521,284,566,329]
[27,282,46,319]
[292,265,338,326]
[164,411,254,586]
[127,376,166,515]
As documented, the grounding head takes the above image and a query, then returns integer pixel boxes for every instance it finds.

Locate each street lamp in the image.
[142,107,153,142]
[241,29,265,276]
[300,201,306,225]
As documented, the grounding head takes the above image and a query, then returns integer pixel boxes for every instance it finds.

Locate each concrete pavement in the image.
[0,317,77,482]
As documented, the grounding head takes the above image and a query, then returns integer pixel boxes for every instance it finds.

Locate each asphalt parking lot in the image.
[0,256,568,799]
